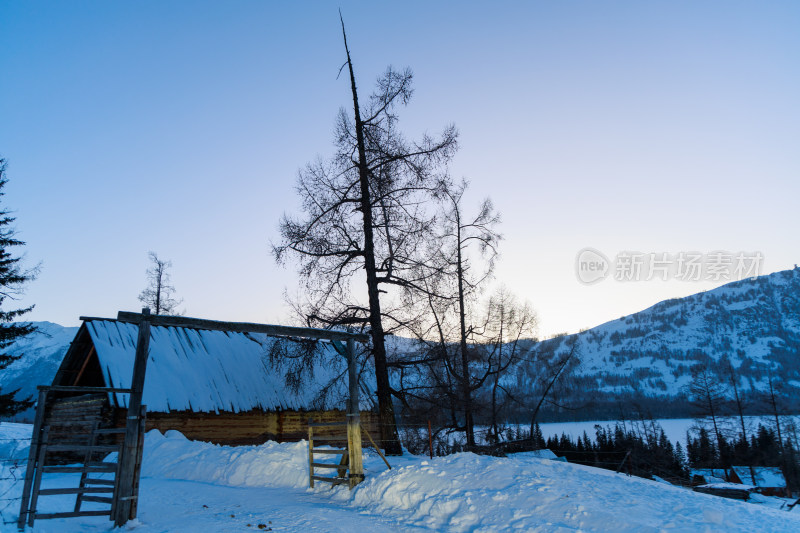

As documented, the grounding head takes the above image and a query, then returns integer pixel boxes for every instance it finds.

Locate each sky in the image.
[1,1,798,337]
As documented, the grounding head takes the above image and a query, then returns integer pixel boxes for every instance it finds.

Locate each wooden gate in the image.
[18,308,155,530]
[16,388,147,529]
[308,419,350,487]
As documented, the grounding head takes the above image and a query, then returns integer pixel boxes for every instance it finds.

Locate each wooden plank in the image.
[45,444,120,453]
[80,495,114,505]
[38,487,115,496]
[311,435,349,442]
[311,462,347,469]
[38,385,134,393]
[308,421,349,427]
[17,389,48,530]
[311,476,348,485]
[83,478,116,485]
[129,405,147,519]
[27,426,50,527]
[109,311,370,343]
[72,345,96,385]
[35,510,111,520]
[94,428,126,434]
[87,461,119,468]
[42,465,116,474]
[115,310,151,527]
[310,449,348,455]
[362,427,391,470]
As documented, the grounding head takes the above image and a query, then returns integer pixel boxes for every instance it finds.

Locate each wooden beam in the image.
[87,311,372,343]
[72,346,96,386]
[35,511,111,520]
[17,390,48,530]
[38,386,133,393]
[115,309,151,526]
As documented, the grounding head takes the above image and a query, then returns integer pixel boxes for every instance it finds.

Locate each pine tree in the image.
[0,158,37,417]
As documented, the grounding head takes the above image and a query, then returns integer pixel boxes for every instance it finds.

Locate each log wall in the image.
[114,408,379,446]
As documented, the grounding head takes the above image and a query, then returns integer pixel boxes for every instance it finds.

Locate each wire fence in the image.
[0,433,30,527]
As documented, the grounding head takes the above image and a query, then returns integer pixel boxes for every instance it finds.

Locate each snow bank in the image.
[142,430,311,489]
[140,430,800,532]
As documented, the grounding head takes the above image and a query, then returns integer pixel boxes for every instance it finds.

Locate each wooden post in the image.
[428,420,434,459]
[17,389,48,530]
[308,419,314,488]
[346,338,364,489]
[115,308,152,526]
[128,405,147,519]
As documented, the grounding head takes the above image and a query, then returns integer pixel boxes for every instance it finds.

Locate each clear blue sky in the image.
[1,1,798,337]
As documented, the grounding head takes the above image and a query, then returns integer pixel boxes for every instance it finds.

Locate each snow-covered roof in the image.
[84,319,375,413]
[731,466,786,488]
[513,449,559,460]
[690,468,728,484]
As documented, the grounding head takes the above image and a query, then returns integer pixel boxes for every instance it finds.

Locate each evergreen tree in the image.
[0,158,37,417]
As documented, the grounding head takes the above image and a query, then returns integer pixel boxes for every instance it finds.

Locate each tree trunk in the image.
[455,216,475,448]
[341,19,401,455]
[729,367,747,444]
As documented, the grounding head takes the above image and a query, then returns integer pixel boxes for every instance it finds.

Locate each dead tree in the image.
[527,337,580,437]
[138,252,182,315]
[479,288,537,443]
[434,180,501,447]
[274,17,458,454]
[689,364,728,459]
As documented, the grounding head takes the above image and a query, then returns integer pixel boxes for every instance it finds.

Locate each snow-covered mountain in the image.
[3,268,798,422]
[515,267,800,419]
[0,321,78,420]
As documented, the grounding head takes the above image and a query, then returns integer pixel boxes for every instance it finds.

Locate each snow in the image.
[731,466,787,488]
[85,320,376,413]
[0,423,31,461]
[2,426,799,532]
[698,482,755,491]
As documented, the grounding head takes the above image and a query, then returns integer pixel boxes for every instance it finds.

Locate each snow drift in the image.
[140,430,800,532]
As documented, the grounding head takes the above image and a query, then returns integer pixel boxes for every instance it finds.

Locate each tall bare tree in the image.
[436,181,501,446]
[479,287,537,443]
[689,364,727,459]
[274,18,457,454]
[138,252,182,315]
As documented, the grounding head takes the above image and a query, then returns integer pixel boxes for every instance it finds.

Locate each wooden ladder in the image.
[26,424,124,524]
[17,389,146,530]
[307,417,390,489]
[308,419,350,487]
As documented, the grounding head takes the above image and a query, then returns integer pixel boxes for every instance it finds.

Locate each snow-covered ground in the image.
[1,424,798,532]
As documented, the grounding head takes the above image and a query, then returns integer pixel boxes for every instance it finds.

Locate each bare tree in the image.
[273,17,458,454]
[689,364,727,459]
[478,287,537,443]
[526,337,580,437]
[432,180,501,447]
[138,252,182,315]
[727,361,749,445]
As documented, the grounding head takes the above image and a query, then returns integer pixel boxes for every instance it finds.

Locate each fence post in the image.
[346,338,363,489]
[428,420,434,459]
[17,389,48,530]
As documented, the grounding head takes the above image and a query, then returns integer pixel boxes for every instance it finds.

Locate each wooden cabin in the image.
[50,317,378,445]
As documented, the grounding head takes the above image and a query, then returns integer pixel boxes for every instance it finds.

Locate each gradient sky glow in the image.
[1,1,798,337]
